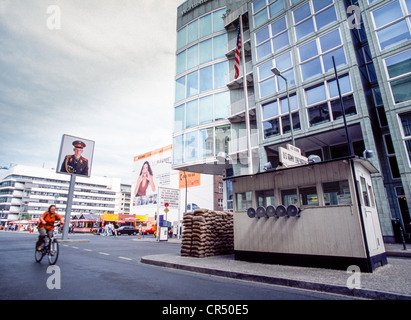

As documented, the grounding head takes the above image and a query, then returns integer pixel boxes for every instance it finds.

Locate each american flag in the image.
[234,21,241,79]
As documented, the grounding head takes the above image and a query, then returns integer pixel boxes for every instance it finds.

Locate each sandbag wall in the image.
[181,209,234,258]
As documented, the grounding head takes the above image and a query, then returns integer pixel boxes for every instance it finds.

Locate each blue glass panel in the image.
[373,0,402,28]
[272,31,289,51]
[199,66,213,93]
[295,18,314,40]
[315,6,337,30]
[301,57,322,81]
[377,20,410,50]
[294,3,311,24]
[306,84,326,105]
[186,100,198,128]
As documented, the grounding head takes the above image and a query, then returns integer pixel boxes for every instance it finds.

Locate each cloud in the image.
[0,0,180,184]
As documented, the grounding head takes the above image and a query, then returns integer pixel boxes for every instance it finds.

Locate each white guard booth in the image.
[229,156,387,272]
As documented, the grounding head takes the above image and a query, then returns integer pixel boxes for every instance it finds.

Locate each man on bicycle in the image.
[36,205,64,251]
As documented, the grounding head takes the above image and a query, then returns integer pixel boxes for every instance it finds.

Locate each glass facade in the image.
[174,8,230,166]
[175,0,411,240]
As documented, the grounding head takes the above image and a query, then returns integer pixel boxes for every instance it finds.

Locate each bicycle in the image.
[35,223,61,265]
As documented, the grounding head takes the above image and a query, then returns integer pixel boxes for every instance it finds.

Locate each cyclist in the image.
[36,205,64,252]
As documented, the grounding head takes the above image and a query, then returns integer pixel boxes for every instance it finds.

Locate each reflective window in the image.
[323,180,351,205]
[177,27,187,50]
[187,44,198,70]
[173,135,184,164]
[384,49,411,104]
[255,15,289,62]
[199,39,212,65]
[199,14,212,38]
[176,51,186,75]
[185,131,199,161]
[186,100,198,128]
[199,128,214,159]
[236,192,252,211]
[293,0,336,41]
[186,71,198,98]
[298,28,346,81]
[256,189,275,207]
[199,66,213,93]
[214,61,229,89]
[174,104,185,131]
[262,93,300,139]
[305,75,356,127]
[213,8,225,33]
[187,20,198,44]
[299,186,319,206]
[281,189,297,206]
[372,0,411,50]
[253,0,285,27]
[215,125,230,155]
[400,112,411,165]
[214,91,230,120]
[199,95,213,124]
[258,51,294,98]
[213,34,227,59]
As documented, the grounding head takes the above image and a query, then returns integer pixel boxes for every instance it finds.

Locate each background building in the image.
[119,184,131,215]
[132,145,225,226]
[0,164,121,225]
[173,0,411,243]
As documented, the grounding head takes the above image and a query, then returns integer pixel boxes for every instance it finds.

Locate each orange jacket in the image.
[38,211,63,231]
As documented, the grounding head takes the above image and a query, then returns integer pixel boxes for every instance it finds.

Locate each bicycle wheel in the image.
[35,244,45,263]
[48,239,59,265]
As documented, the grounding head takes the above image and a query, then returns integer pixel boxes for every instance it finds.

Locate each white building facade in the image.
[0,165,121,224]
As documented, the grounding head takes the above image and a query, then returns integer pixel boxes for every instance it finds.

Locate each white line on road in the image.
[84,249,92,252]
[118,256,132,261]
[98,252,110,256]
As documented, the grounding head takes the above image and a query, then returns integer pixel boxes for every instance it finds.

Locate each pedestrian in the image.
[113,222,119,237]
[138,223,143,239]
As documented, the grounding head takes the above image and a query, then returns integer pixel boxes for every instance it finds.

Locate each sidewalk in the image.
[141,242,411,300]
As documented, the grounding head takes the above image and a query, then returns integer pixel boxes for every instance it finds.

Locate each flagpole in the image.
[239,14,253,175]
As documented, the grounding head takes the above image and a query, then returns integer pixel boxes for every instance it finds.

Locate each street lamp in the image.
[271,67,295,146]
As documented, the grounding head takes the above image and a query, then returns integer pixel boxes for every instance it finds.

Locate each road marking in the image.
[118,256,132,261]
[98,252,110,256]
[84,249,92,252]
[72,246,79,249]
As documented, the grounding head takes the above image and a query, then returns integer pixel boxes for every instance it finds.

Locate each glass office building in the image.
[173,0,411,243]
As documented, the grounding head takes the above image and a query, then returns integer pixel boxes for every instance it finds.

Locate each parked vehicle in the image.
[117,226,138,235]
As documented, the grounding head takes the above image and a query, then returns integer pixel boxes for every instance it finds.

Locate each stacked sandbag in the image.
[180,208,233,258]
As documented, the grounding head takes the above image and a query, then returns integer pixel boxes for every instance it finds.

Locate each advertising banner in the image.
[132,145,172,208]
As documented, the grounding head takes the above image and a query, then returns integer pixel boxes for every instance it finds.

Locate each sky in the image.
[0,0,186,185]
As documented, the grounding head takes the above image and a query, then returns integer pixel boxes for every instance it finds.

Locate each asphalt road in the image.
[0,232,357,303]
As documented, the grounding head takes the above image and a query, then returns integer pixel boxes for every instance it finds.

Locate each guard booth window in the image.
[281,189,298,206]
[236,192,252,211]
[256,189,275,207]
[323,180,351,205]
[299,186,319,206]
[360,177,370,207]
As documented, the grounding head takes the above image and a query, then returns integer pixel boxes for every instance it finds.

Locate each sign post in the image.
[56,134,95,240]
[156,187,180,241]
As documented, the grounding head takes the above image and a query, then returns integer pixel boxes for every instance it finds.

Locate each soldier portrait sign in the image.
[57,134,95,177]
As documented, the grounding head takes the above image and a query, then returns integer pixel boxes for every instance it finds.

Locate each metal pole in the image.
[62,174,76,240]
[239,14,253,175]
[333,56,352,156]
[285,77,294,146]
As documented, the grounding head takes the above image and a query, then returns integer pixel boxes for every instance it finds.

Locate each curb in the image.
[141,256,411,300]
